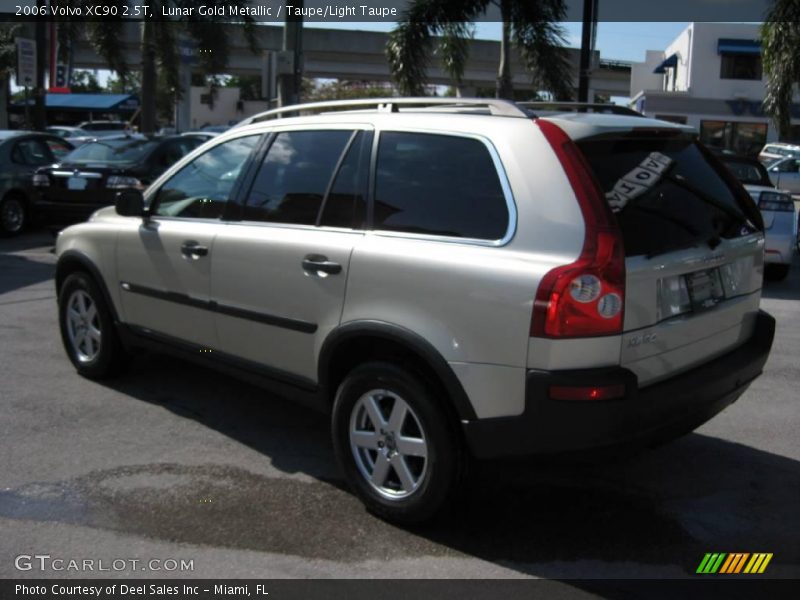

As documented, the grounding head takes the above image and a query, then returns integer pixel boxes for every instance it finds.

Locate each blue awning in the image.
[653,54,678,74]
[14,93,139,112]
[717,38,761,55]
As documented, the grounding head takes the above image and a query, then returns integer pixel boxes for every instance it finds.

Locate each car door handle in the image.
[302,254,342,275]
[181,241,209,258]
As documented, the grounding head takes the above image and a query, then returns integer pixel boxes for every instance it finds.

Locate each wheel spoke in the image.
[364,395,387,430]
[83,334,95,357]
[77,293,87,316]
[88,326,102,344]
[396,435,427,458]
[351,430,379,450]
[85,304,97,324]
[370,455,391,487]
[387,399,408,432]
[390,454,416,493]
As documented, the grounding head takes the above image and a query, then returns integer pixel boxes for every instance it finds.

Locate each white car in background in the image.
[759,142,800,165]
[720,154,798,281]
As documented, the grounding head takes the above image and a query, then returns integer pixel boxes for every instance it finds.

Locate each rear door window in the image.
[244,130,353,225]
[578,136,757,257]
[373,132,509,240]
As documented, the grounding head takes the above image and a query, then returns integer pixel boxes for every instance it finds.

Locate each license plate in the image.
[685,268,725,312]
[67,177,87,191]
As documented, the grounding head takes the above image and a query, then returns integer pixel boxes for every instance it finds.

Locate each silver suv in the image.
[55,98,775,522]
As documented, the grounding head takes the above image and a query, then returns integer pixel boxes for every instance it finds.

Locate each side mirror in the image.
[115,189,146,217]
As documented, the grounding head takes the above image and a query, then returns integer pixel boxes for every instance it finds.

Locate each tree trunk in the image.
[0,73,9,129]
[140,21,157,133]
[496,1,513,99]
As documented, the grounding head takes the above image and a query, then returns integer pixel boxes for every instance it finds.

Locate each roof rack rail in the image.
[235,97,530,127]
[518,102,644,117]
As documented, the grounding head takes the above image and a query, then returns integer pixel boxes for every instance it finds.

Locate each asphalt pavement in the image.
[1,231,798,584]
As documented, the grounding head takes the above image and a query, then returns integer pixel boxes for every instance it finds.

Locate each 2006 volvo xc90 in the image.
[55,98,775,522]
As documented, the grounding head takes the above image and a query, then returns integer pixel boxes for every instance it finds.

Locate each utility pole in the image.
[278,1,303,106]
[577,0,597,103]
[33,0,47,130]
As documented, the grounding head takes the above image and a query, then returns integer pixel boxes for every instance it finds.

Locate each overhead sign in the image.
[16,37,36,88]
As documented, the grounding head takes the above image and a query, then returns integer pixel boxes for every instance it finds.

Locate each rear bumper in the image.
[463,310,775,459]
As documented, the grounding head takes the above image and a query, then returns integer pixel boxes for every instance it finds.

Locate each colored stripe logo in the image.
[696,553,773,574]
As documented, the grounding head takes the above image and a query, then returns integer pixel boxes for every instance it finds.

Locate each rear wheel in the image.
[58,272,125,379]
[332,362,464,523]
[0,194,26,237]
[765,264,790,281]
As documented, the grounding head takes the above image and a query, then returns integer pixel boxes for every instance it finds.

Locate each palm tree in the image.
[0,25,20,128]
[387,0,573,100]
[763,2,800,140]
[58,1,257,132]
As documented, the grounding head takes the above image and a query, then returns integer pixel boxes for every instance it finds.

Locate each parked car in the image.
[765,156,800,195]
[720,155,797,280]
[180,131,218,143]
[76,120,130,135]
[758,142,800,164]
[0,131,74,236]
[54,98,775,522]
[32,134,205,230]
[46,126,85,139]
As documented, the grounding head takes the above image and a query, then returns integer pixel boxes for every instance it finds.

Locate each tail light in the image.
[532,120,626,338]
[758,191,794,212]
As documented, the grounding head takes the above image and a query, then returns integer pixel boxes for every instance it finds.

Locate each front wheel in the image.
[58,272,125,379]
[332,362,464,523]
[0,194,27,237]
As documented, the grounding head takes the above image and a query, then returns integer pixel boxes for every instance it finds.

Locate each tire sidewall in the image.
[58,272,119,378]
[332,362,461,523]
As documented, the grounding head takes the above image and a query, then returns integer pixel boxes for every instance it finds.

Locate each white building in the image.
[630,22,800,156]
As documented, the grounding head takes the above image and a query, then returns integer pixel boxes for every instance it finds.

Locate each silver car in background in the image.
[721,155,797,281]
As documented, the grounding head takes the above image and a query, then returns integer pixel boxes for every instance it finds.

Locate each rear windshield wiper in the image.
[663,172,757,232]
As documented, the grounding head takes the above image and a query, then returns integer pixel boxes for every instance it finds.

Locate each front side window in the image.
[373,132,509,240]
[153,135,260,219]
[243,130,353,225]
[12,139,53,166]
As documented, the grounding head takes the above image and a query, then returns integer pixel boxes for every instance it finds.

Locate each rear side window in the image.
[373,132,509,240]
[579,136,755,257]
[244,130,353,225]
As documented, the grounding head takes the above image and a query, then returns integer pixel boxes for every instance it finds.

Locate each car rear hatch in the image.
[573,125,765,387]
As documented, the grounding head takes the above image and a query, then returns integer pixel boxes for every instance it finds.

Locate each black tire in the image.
[765,263,790,281]
[0,193,27,237]
[58,272,126,379]
[332,361,465,523]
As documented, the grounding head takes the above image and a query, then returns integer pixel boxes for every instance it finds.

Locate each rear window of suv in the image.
[578,136,755,257]
[374,132,509,240]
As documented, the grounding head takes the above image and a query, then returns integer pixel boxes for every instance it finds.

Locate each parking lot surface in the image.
[1,232,798,581]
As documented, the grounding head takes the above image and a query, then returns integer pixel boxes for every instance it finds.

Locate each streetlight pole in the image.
[33,0,47,130]
[577,0,597,103]
[278,1,303,106]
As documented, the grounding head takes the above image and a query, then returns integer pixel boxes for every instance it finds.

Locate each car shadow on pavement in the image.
[761,255,800,300]
[0,254,55,296]
[63,352,799,580]
[0,232,56,296]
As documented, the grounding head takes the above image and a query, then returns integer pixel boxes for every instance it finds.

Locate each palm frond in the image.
[762,5,800,139]
[387,0,487,95]
[510,0,573,100]
[438,22,473,85]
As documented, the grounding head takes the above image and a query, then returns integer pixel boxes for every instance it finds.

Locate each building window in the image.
[700,120,767,157]
[655,114,688,125]
[720,54,762,80]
